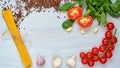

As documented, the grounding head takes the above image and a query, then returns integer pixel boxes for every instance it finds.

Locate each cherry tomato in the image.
[108,44,114,51]
[99,45,107,52]
[99,56,107,64]
[77,16,93,28]
[80,52,86,58]
[102,38,109,45]
[107,22,114,30]
[93,55,99,62]
[105,31,112,39]
[81,58,88,64]
[105,51,113,58]
[92,47,99,55]
[67,6,83,20]
[86,52,93,59]
[111,36,117,44]
[88,60,94,67]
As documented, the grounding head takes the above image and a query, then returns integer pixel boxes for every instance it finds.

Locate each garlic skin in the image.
[36,56,46,66]
[66,56,76,67]
[52,57,62,68]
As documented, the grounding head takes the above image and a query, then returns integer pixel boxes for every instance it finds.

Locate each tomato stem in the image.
[113,28,117,36]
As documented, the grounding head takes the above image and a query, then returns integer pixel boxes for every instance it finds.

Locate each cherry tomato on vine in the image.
[80,52,86,58]
[86,52,93,59]
[107,22,114,30]
[93,55,99,62]
[99,45,107,52]
[67,6,83,20]
[91,47,99,55]
[111,36,117,44]
[102,38,109,45]
[108,44,114,51]
[88,60,94,67]
[105,31,112,39]
[105,51,113,58]
[77,16,93,28]
[99,56,107,64]
[81,58,88,64]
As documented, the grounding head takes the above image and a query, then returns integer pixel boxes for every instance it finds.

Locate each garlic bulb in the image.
[52,57,62,68]
[66,55,76,67]
[36,56,45,66]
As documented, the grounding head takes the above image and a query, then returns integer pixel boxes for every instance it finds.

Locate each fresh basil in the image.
[62,19,74,29]
[59,2,75,11]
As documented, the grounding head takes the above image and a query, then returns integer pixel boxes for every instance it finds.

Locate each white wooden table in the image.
[0,0,120,68]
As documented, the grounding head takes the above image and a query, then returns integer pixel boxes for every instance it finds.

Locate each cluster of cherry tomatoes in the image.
[67,6,93,28]
[79,22,117,67]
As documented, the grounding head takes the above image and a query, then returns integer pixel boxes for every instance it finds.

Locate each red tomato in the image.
[81,58,88,64]
[102,38,109,45]
[108,44,114,51]
[111,36,117,44]
[99,45,107,52]
[107,22,114,30]
[105,51,113,58]
[91,47,99,55]
[80,52,86,58]
[99,56,107,64]
[93,55,99,62]
[88,60,94,67]
[105,31,112,39]
[67,6,83,20]
[77,16,93,28]
[86,52,93,59]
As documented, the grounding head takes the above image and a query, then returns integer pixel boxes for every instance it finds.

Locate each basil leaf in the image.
[83,9,92,17]
[62,19,74,29]
[101,12,107,27]
[108,11,120,18]
[97,15,101,25]
[75,0,86,7]
[115,0,120,6]
[88,4,96,12]
[59,2,75,11]
[109,4,120,12]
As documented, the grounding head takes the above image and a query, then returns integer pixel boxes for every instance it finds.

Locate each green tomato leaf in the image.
[59,2,75,11]
[62,19,74,29]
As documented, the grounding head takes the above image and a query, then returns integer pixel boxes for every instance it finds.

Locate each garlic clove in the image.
[66,27,73,32]
[66,55,76,67]
[36,56,46,66]
[52,57,62,68]
[94,26,98,33]
[80,28,86,34]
